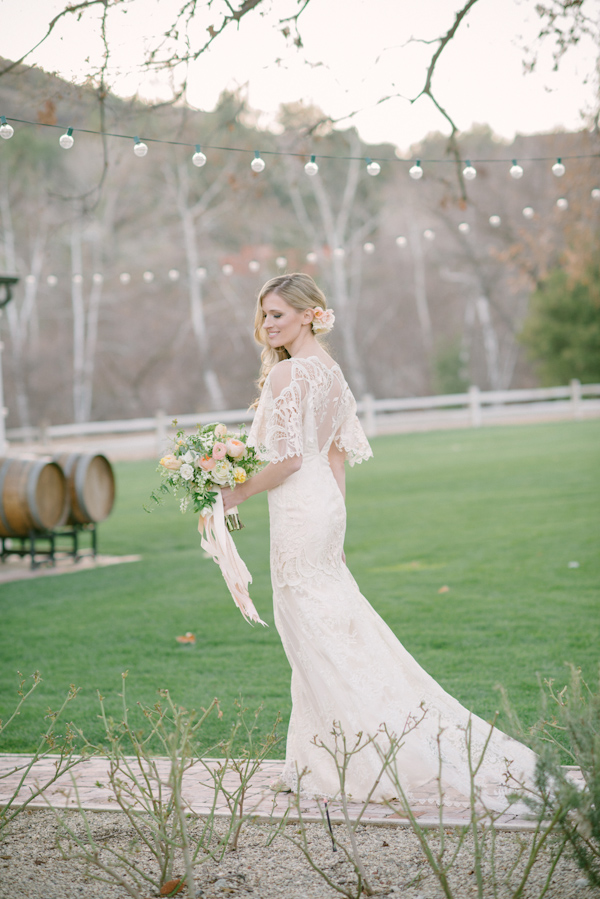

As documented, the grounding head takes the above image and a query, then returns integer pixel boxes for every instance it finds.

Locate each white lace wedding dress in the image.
[248,355,536,809]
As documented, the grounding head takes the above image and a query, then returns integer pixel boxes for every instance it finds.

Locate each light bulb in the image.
[462,161,477,181]
[248,260,260,273]
[395,235,407,248]
[168,269,180,281]
[423,229,435,241]
[591,188,600,201]
[25,274,36,284]
[222,264,233,276]
[552,158,565,177]
[458,222,470,233]
[196,267,207,280]
[333,247,345,257]
[556,197,568,210]
[119,272,131,284]
[409,161,423,180]
[363,242,375,254]
[143,271,154,283]
[489,215,501,227]
[92,273,103,284]
[306,251,318,264]
[305,155,319,176]
[192,148,207,167]
[366,158,381,176]
[47,275,58,286]
[133,138,148,157]
[251,152,265,173]
[59,128,74,149]
[0,117,14,139]
[522,206,534,219]
[509,161,523,179]
[276,256,287,269]
[72,274,83,284]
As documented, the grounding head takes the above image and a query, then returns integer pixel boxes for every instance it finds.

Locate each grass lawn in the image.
[0,419,598,755]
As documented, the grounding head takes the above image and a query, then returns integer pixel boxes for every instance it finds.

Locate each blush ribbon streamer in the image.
[198,489,267,626]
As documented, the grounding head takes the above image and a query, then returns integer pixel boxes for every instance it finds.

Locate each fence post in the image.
[469,385,482,428]
[570,378,582,420]
[362,393,376,437]
[155,410,168,455]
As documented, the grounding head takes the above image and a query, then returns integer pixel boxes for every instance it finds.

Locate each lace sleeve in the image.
[248,360,304,463]
[334,392,373,467]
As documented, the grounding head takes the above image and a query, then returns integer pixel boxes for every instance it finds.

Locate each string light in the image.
[395,235,407,247]
[509,160,524,179]
[119,272,131,284]
[523,206,535,218]
[222,264,233,275]
[276,256,287,269]
[556,197,568,210]
[366,158,381,176]
[248,260,260,273]
[192,144,207,167]
[409,160,423,180]
[133,137,148,157]
[489,215,501,227]
[363,242,375,253]
[196,267,207,280]
[423,229,435,241]
[305,155,319,176]
[552,158,565,177]
[0,116,14,139]
[250,151,265,173]
[59,127,74,149]
[46,275,57,286]
[92,273,103,284]
[143,271,154,283]
[591,188,600,201]
[168,269,180,281]
[72,274,83,284]
[463,161,477,181]
[333,247,345,257]
[25,274,36,284]
[458,222,470,233]
[306,251,318,264]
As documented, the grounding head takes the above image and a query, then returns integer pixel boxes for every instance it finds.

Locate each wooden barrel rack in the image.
[0,452,115,569]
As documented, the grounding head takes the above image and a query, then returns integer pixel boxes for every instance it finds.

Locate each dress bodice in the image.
[248,356,372,466]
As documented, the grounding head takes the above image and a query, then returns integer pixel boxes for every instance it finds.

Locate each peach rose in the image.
[214,424,227,438]
[212,442,227,460]
[226,438,246,460]
[312,307,335,334]
[160,454,182,471]
[199,455,216,471]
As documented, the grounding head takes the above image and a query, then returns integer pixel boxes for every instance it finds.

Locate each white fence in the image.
[5,379,600,459]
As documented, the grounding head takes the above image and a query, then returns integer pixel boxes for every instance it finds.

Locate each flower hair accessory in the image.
[312,307,335,334]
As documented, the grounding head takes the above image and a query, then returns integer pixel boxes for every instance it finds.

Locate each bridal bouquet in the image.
[157,422,263,531]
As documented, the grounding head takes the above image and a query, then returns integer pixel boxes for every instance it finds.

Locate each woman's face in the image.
[261,292,309,349]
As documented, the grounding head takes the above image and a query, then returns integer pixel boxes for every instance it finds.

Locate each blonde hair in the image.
[253,273,328,399]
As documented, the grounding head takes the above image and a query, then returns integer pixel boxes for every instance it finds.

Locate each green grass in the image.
[0,420,598,755]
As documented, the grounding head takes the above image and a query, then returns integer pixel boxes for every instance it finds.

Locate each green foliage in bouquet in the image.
[149,421,263,526]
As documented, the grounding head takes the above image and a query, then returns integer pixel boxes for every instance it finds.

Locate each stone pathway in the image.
[2,753,579,832]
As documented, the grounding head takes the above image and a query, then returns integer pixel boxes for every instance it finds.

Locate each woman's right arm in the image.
[221,455,302,512]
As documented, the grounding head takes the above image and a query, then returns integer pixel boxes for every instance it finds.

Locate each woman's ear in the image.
[301,308,315,326]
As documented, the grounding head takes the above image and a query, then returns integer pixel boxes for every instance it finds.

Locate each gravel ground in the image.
[0,809,596,899]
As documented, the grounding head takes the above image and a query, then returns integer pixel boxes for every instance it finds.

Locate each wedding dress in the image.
[248,355,536,809]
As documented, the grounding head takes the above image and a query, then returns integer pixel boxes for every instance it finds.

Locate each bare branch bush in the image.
[0,671,82,839]
[49,674,281,897]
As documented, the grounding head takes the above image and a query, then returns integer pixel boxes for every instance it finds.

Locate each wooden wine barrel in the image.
[54,453,115,524]
[0,457,67,537]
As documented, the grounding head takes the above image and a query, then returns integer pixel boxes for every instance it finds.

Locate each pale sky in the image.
[0,0,597,150]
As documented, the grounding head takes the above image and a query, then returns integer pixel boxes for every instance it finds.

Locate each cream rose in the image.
[179,463,194,481]
[233,467,247,484]
[211,459,232,486]
[159,454,182,471]
[214,424,227,438]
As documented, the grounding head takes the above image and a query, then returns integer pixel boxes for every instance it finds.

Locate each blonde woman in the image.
[221,273,536,806]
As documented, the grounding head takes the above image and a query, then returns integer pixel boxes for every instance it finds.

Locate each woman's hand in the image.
[221,485,245,513]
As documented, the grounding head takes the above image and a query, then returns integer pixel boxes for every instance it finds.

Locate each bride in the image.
[221,272,536,808]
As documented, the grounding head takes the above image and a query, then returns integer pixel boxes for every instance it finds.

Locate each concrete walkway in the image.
[1,753,578,833]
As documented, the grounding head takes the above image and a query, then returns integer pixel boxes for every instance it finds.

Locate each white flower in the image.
[211,459,232,486]
[180,463,194,481]
[180,496,190,512]
[181,451,194,464]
